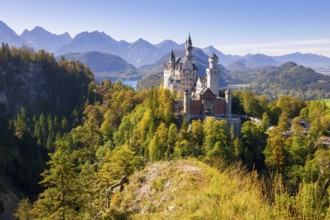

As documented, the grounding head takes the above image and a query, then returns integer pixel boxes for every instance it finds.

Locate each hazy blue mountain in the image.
[274,52,330,75]
[225,52,330,75]
[124,38,163,67]
[0,21,26,47]
[226,61,249,71]
[275,52,330,66]
[55,33,165,67]
[227,54,242,60]
[202,46,236,66]
[2,20,330,75]
[118,40,130,48]
[156,40,184,53]
[226,54,279,71]
[61,51,141,81]
[242,54,280,68]
[55,31,119,55]
[21,26,71,52]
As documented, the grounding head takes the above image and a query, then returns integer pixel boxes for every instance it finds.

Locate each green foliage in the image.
[3,52,328,220]
[241,121,267,169]
[14,198,33,220]
[253,62,330,100]
[264,127,286,172]
[31,141,80,219]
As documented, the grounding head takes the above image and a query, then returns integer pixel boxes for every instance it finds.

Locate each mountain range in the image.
[21,26,72,52]
[1,20,330,77]
[61,51,141,81]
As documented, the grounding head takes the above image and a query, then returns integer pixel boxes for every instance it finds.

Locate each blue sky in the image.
[1,0,330,56]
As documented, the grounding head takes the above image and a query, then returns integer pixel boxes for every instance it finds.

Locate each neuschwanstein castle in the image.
[163,34,240,134]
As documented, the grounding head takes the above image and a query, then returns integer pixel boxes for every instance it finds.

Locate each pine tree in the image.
[14,198,33,220]
[31,142,79,219]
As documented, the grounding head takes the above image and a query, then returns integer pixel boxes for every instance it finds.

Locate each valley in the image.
[1,2,330,218]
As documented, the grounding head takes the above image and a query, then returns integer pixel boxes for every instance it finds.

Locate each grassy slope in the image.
[113,160,274,219]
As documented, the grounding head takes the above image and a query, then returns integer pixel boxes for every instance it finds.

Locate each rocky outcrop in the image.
[0,62,48,116]
[0,191,20,220]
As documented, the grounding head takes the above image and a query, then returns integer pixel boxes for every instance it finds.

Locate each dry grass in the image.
[109,159,329,219]
[323,99,330,108]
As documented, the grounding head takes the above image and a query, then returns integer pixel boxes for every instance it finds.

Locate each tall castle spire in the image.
[185,33,193,61]
[169,49,175,68]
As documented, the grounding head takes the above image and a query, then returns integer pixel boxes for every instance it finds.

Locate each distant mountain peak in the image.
[135,38,149,44]
[204,45,215,49]
[0,20,26,46]
[280,61,298,69]
[32,26,47,32]
[60,32,71,38]
[0,20,10,28]
[20,25,72,52]
[74,31,114,41]
[0,20,15,33]
[131,38,154,47]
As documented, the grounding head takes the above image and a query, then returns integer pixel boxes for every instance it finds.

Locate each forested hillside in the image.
[253,62,330,99]
[61,51,141,81]
[0,46,329,219]
[222,62,330,100]
[0,44,93,218]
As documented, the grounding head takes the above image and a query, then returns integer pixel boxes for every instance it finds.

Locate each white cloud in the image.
[217,38,330,57]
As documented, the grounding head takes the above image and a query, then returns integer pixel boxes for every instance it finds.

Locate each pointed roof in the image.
[187,33,192,45]
[211,53,218,59]
[186,33,192,47]
[170,49,175,59]
[200,87,216,98]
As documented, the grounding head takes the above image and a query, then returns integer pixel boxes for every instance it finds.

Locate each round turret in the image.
[208,53,219,69]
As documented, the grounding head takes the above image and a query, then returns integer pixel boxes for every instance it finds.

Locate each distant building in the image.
[164,34,240,135]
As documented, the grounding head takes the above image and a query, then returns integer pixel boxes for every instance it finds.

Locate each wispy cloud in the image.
[218,39,330,57]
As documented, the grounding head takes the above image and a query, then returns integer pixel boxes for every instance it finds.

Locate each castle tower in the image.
[206,53,221,95]
[225,89,232,118]
[185,34,193,61]
[183,89,191,120]
[164,50,176,89]
[169,49,175,68]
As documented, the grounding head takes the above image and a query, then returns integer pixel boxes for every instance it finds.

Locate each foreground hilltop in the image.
[110,160,268,219]
[104,159,328,219]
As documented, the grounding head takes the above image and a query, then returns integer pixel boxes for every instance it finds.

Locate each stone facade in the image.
[163,34,198,95]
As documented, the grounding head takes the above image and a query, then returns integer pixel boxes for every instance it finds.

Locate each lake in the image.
[120,80,138,89]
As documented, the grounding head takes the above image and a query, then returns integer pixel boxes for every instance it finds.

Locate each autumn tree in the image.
[264,128,286,172]
[31,141,79,219]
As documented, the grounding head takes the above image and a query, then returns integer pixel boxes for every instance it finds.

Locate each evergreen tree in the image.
[31,142,79,219]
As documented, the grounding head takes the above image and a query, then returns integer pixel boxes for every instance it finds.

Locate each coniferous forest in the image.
[0,45,330,219]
